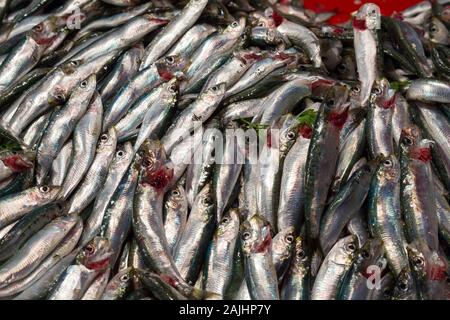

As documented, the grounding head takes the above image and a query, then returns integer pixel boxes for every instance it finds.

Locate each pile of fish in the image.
[0,0,449,300]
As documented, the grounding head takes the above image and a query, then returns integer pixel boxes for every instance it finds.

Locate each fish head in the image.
[160,77,180,103]
[156,54,189,81]
[97,127,117,151]
[323,84,350,129]
[195,182,215,223]
[429,17,448,44]
[0,149,35,173]
[354,3,381,30]
[377,154,400,183]
[241,214,272,255]
[106,267,135,293]
[77,74,97,93]
[112,142,133,168]
[400,126,433,163]
[139,140,174,192]
[407,242,448,282]
[216,208,240,240]
[29,18,59,47]
[201,82,227,104]
[33,185,61,201]
[165,184,187,211]
[292,236,310,273]
[371,78,396,109]
[392,268,417,300]
[272,226,295,259]
[77,236,112,271]
[47,86,68,106]
[60,59,83,75]
[328,235,358,266]
[224,16,247,38]
[355,238,385,275]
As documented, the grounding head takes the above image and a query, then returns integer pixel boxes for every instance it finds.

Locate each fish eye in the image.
[84,244,95,255]
[171,189,180,196]
[242,231,251,240]
[165,56,175,64]
[33,24,44,32]
[201,197,212,206]
[221,216,229,224]
[231,21,239,28]
[116,150,125,157]
[383,159,393,167]
[401,136,414,146]
[327,99,335,106]
[120,274,129,282]
[413,256,424,267]
[168,85,177,93]
[399,281,408,291]
[285,234,294,243]
[373,87,382,95]
[80,80,88,88]
[297,249,305,258]
[142,159,152,167]
[258,22,265,27]
[286,131,296,139]
[211,85,219,92]
[345,243,356,253]
[337,64,346,71]
[70,60,80,66]
[54,93,65,102]
[352,86,361,93]
[361,250,370,259]
[371,9,377,14]
[39,186,50,193]
[100,134,109,142]
[430,25,437,33]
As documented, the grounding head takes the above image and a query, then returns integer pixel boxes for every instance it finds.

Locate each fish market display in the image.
[0,0,449,300]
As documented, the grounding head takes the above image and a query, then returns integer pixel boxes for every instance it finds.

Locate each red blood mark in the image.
[158,69,173,81]
[145,166,174,190]
[353,17,367,31]
[428,259,447,281]
[86,258,110,270]
[329,109,348,129]
[410,148,432,162]
[160,274,178,288]
[332,26,345,34]
[149,18,169,24]
[266,129,273,148]
[299,124,312,139]
[380,95,396,109]
[271,11,284,27]
[253,230,272,253]
[278,0,290,4]
[33,35,58,46]
[311,78,335,90]
[2,156,32,172]
[273,51,292,61]
[392,12,404,20]
[243,53,263,63]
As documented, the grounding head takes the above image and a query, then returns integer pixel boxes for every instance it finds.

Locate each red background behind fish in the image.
[304,0,424,24]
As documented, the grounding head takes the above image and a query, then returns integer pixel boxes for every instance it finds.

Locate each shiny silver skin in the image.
[406,79,450,104]
[368,155,409,276]
[80,142,134,246]
[49,141,72,186]
[0,185,60,230]
[140,0,209,69]
[67,127,117,214]
[166,23,217,58]
[311,235,358,300]
[163,183,188,254]
[203,208,240,299]
[241,214,279,300]
[59,92,103,200]
[36,74,96,185]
